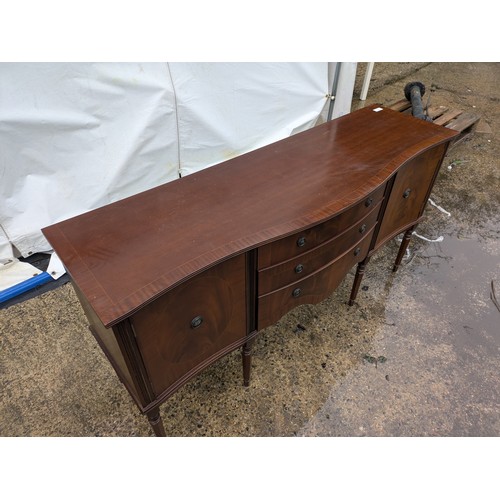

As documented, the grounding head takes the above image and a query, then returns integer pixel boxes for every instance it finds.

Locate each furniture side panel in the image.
[72,282,141,404]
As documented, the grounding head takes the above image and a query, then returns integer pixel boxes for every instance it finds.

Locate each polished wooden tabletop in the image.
[42,104,458,327]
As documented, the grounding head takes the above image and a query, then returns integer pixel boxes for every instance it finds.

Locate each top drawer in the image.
[258,183,385,269]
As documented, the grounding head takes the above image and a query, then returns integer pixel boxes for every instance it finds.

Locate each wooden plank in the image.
[433,109,464,126]
[387,99,412,112]
[446,112,481,149]
[390,101,446,120]
[427,106,448,120]
[445,112,481,132]
[450,126,479,148]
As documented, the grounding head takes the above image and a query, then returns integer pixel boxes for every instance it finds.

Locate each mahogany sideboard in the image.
[42,105,458,436]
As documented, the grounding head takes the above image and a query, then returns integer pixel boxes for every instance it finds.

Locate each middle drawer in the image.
[258,201,380,295]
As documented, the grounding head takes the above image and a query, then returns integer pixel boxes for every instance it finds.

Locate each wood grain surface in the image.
[42,105,458,327]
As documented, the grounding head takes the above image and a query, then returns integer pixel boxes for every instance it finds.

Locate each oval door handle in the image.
[297,237,306,247]
[403,188,412,199]
[359,224,367,234]
[295,264,304,274]
[292,288,301,298]
[365,197,373,208]
[190,316,204,329]
[354,247,361,256]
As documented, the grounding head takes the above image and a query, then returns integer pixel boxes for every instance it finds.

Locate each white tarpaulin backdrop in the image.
[0,62,357,289]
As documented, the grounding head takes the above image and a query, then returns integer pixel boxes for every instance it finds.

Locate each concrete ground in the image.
[0,62,498,437]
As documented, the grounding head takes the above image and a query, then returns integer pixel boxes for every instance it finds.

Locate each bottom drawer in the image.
[258,230,373,330]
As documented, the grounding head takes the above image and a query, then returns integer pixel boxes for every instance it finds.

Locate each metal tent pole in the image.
[327,62,342,121]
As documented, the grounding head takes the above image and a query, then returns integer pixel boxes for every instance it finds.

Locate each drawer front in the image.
[258,183,385,269]
[375,143,447,248]
[131,254,247,397]
[258,230,373,330]
[258,203,380,295]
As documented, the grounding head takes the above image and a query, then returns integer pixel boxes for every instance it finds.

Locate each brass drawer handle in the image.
[295,264,304,274]
[359,224,367,234]
[365,197,373,207]
[297,236,306,247]
[403,188,412,199]
[292,288,301,298]
[190,316,204,329]
[354,247,361,256]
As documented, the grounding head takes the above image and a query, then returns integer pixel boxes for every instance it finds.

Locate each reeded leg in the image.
[393,227,414,272]
[349,256,371,306]
[147,408,166,437]
[242,339,255,387]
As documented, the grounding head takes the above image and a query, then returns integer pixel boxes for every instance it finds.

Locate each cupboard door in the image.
[375,143,447,248]
[131,254,247,397]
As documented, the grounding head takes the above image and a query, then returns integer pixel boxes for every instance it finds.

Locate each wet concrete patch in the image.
[299,229,500,436]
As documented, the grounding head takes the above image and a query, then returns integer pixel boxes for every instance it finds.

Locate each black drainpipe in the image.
[404,81,432,122]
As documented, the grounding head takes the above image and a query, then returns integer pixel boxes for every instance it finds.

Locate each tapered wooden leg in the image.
[242,339,255,387]
[348,256,370,306]
[393,227,414,272]
[147,408,166,437]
